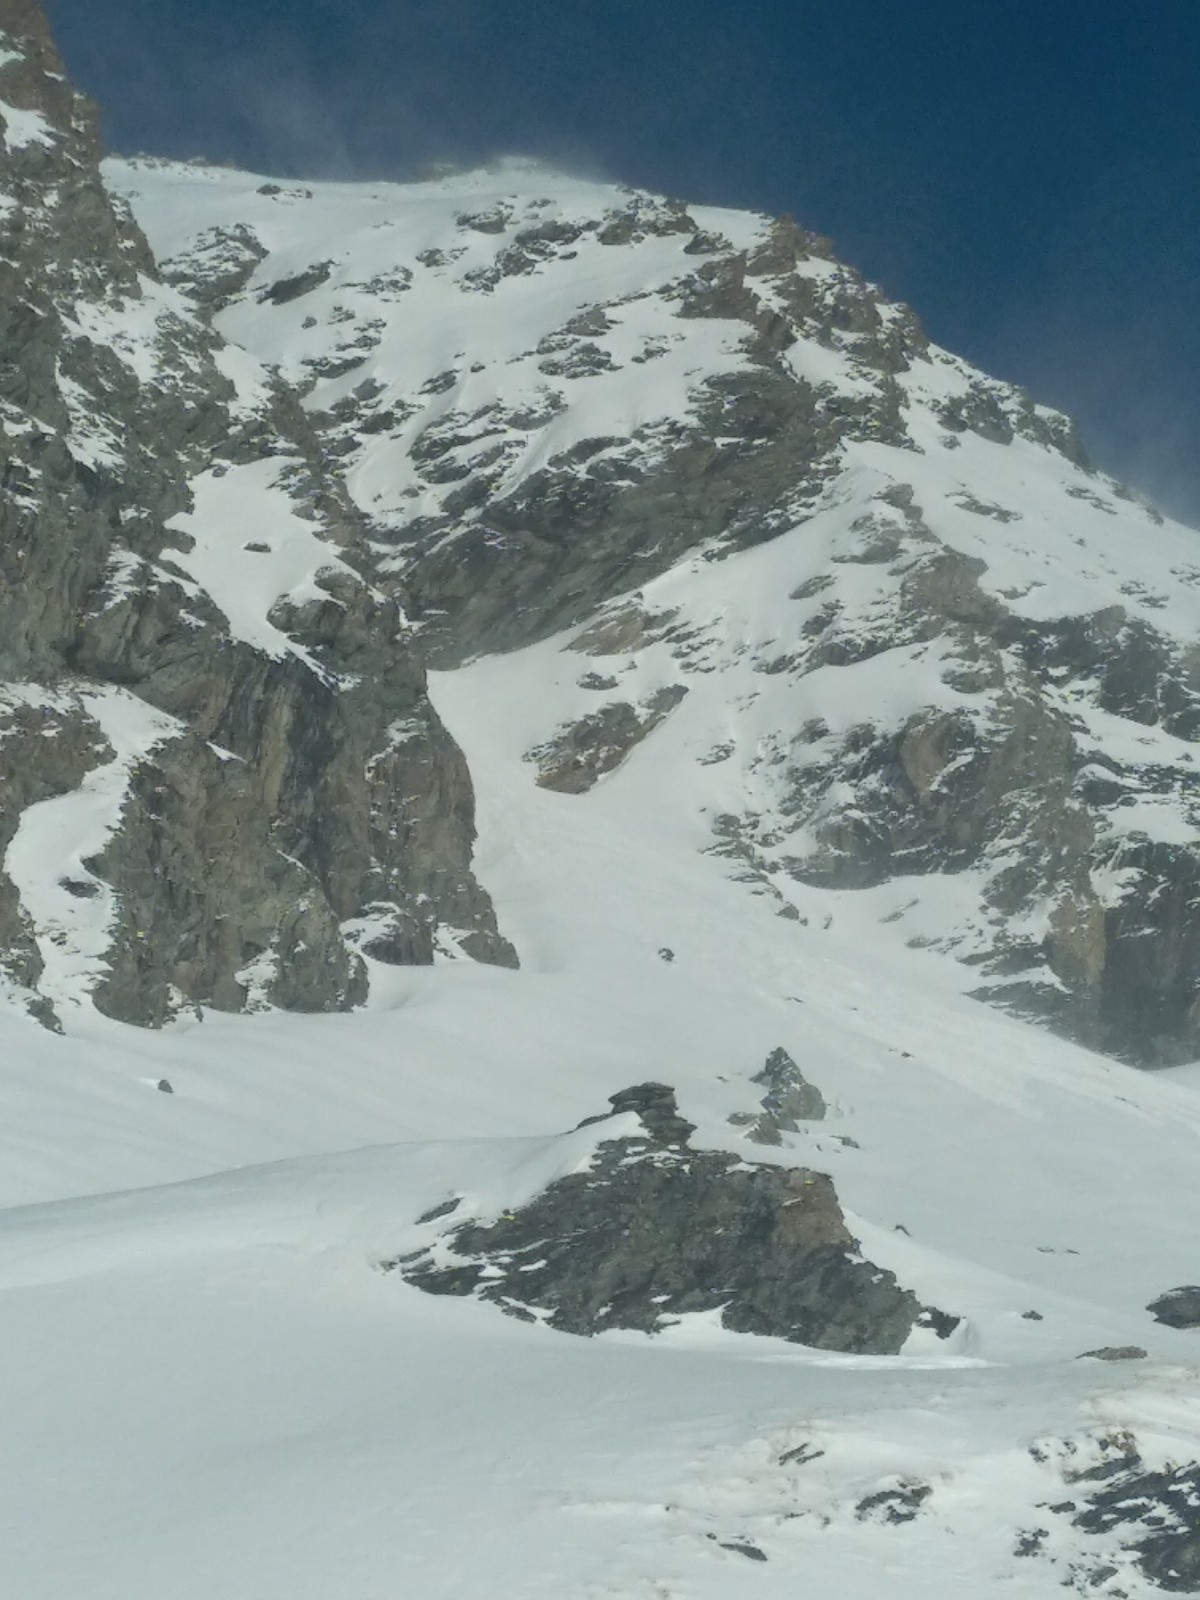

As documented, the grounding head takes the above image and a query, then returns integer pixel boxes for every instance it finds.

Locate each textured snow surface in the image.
[105,156,776,534]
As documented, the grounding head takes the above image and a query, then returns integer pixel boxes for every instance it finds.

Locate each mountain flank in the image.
[1,0,1198,1062]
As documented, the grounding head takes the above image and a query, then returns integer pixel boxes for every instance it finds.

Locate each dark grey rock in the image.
[709,1536,767,1561]
[715,529,1200,1064]
[1078,1346,1147,1361]
[259,260,334,305]
[1148,1288,1200,1328]
[601,1081,696,1145]
[730,1046,826,1144]
[393,1085,955,1354]
[855,1482,932,1523]
[528,686,688,793]
[160,222,268,311]
[1066,1447,1200,1592]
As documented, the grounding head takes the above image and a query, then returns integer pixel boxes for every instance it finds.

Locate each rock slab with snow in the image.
[396,1084,952,1353]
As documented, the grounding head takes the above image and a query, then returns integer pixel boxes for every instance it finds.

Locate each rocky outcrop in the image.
[710,505,1200,1063]
[127,162,1083,671]
[1147,1288,1200,1329]
[728,1046,827,1144]
[1072,1457,1200,1592]
[1024,1432,1200,1594]
[528,685,687,792]
[0,1,512,1025]
[393,1083,953,1353]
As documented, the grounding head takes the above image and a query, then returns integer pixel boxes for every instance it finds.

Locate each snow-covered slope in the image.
[107,154,1200,1063]
[3,3,1200,1593]
[5,640,1200,1597]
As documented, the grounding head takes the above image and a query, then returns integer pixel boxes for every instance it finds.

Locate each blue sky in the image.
[44,0,1200,524]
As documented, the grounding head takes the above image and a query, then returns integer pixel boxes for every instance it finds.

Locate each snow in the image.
[0,154,1196,1596]
[3,688,180,1013]
[165,459,359,669]
[2,589,1200,1593]
[0,99,55,153]
[104,155,776,535]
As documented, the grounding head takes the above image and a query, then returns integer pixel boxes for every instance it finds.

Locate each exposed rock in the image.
[855,1482,932,1524]
[713,507,1200,1064]
[583,1080,698,1145]
[393,1084,955,1354]
[259,260,334,305]
[728,1046,827,1144]
[0,698,110,1003]
[1069,1448,1200,1592]
[569,603,680,657]
[529,686,688,792]
[708,1536,767,1561]
[159,222,268,311]
[1147,1287,1200,1328]
[1077,1346,1147,1361]
[0,3,512,1025]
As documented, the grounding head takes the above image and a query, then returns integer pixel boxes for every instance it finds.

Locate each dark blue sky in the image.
[44,0,1200,525]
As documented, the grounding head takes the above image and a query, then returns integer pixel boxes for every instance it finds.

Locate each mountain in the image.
[4,3,1200,1597]
[0,2,513,1032]
[100,150,1200,1066]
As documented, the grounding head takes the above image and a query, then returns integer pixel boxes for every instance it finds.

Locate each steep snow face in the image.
[110,155,1200,1061]
[106,158,774,544]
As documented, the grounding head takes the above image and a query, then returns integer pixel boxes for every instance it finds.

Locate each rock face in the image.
[394,1084,952,1354]
[729,1046,827,1144]
[1062,1437,1200,1594]
[1147,1287,1200,1329]
[111,149,1200,1064]
[529,686,688,792]
[0,1,512,1026]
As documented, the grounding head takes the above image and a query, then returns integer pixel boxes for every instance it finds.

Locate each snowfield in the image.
[4,616,1200,1597]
